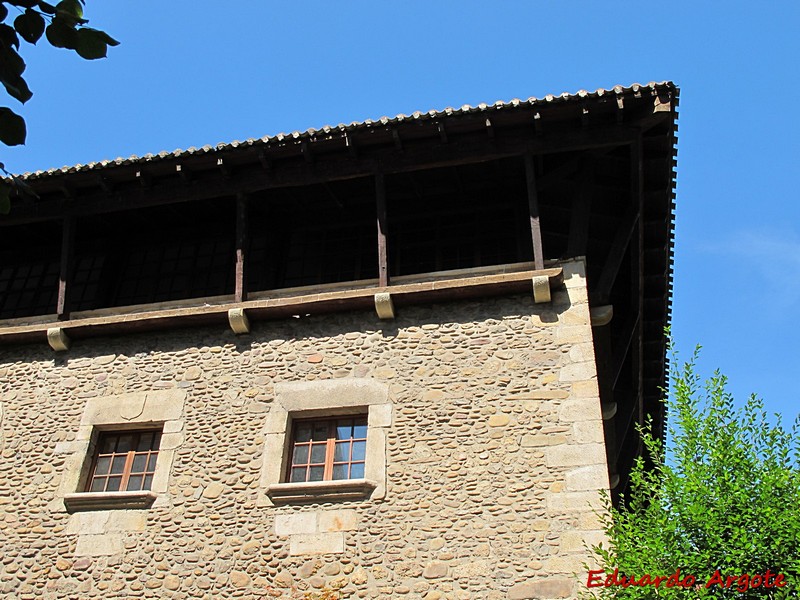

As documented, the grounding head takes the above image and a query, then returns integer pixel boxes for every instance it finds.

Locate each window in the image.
[86,430,162,493]
[287,416,367,483]
[258,379,391,506]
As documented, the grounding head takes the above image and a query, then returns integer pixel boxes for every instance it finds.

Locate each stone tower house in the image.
[0,82,678,599]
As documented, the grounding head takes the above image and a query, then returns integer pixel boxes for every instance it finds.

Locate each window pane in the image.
[111,455,127,474]
[90,477,106,492]
[100,436,117,453]
[308,466,324,482]
[95,456,111,475]
[310,443,326,463]
[334,442,351,462]
[147,454,158,471]
[126,475,144,491]
[116,434,134,453]
[132,454,147,473]
[352,441,366,461]
[350,463,365,479]
[332,464,348,480]
[143,474,153,490]
[290,467,307,483]
[295,423,312,443]
[106,476,122,492]
[353,423,368,439]
[313,422,329,440]
[336,423,353,440]
[292,445,309,465]
[137,433,154,451]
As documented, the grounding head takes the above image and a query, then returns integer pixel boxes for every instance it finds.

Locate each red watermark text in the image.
[587,568,787,593]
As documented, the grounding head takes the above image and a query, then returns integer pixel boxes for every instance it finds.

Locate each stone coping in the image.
[267,479,378,504]
[0,265,563,348]
[63,491,158,513]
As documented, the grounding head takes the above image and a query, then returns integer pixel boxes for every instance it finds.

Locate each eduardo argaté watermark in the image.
[587,568,788,593]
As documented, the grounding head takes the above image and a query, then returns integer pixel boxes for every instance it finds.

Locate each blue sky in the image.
[3,2,799,425]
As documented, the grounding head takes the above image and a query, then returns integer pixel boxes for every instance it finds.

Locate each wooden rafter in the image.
[3,125,641,227]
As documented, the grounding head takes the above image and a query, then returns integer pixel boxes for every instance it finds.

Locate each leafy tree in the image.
[590,347,800,599]
[0,0,117,212]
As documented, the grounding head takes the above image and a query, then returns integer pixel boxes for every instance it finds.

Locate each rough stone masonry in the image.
[0,259,609,599]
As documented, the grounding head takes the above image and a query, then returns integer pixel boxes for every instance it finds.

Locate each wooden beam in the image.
[217,158,232,179]
[392,128,403,151]
[632,134,645,455]
[375,173,389,287]
[57,216,75,320]
[176,164,191,183]
[437,122,448,144]
[258,150,272,171]
[235,193,248,303]
[611,310,640,391]
[593,200,639,304]
[301,141,313,164]
[524,153,545,271]
[567,159,593,257]
[5,126,640,226]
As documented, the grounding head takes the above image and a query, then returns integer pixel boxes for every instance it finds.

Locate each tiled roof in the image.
[21,81,675,179]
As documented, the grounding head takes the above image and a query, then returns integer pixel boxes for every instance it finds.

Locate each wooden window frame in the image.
[285,415,367,484]
[86,429,162,493]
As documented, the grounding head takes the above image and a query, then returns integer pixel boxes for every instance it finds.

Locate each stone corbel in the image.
[590,305,613,327]
[532,275,551,303]
[228,308,250,334]
[601,402,618,420]
[530,267,564,304]
[374,292,395,319]
[47,327,71,352]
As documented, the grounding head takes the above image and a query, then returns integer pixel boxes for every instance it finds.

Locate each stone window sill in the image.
[63,491,158,513]
[267,479,377,504]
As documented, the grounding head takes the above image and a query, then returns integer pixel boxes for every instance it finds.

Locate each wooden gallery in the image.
[0,81,678,599]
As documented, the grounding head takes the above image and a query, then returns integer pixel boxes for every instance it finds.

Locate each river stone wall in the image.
[0,259,609,599]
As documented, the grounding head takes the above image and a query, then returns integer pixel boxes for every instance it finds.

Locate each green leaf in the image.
[55,0,83,23]
[0,23,20,49]
[37,1,58,14]
[0,106,26,145]
[45,19,78,50]
[0,73,33,103]
[81,27,119,47]
[14,10,45,45]
[7,0,39,8]
[75,27,108,59]
[0,46,32,103]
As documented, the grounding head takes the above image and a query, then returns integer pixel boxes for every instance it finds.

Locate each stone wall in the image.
[0,260,609,599]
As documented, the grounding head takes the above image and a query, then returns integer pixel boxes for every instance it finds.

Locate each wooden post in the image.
[631,134,645,455]
[235,193,248,303]
[524,153,545,270]
[567,158,593,257]
[57,216,75,320]
[375,173,389,287]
